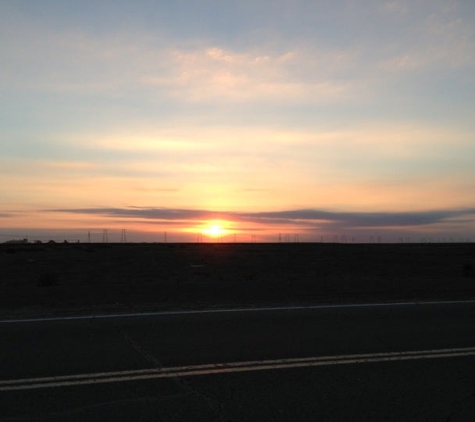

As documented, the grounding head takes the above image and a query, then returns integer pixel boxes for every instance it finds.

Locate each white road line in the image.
[1,346,475,391]
[2,299,475,324]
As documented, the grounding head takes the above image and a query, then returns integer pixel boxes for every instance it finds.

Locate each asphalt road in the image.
[1,301,475,421]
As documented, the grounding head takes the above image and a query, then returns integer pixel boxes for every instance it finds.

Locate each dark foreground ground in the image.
[2,303,475,421]
[1,242,474,318]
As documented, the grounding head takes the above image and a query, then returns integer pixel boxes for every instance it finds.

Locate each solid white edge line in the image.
[2,299,475,324]
[2,346,475,391]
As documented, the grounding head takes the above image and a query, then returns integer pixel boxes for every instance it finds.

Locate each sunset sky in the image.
[1,0,475,242]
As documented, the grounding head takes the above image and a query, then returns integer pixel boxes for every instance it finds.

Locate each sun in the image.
[207,224,223,237]
[200,220,228,239]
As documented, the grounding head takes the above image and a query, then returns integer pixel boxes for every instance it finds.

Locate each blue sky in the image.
[1,0,475,242]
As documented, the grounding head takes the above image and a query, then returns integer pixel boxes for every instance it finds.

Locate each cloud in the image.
[3,1,474,97]
[376,2,475,73]
[49,207,226,221]
[0,11,358,105]
[47,207,475,230]
[141,46,352,104]
[248,209,475,228]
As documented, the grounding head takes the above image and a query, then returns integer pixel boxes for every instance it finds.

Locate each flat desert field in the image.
[1,242,474,318]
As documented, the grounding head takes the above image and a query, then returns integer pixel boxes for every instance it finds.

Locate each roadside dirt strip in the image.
[2,346,475,391]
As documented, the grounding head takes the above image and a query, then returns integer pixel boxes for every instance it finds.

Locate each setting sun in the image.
[207,224,223,237]
[199,220,229,239]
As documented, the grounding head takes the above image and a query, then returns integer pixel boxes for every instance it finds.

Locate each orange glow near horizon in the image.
[200,220,229,238]
[177,219,237,240]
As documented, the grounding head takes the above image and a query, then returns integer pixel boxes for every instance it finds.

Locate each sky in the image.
[1,0,475,243]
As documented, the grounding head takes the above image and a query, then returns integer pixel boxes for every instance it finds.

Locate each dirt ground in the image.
[1,242,474,318]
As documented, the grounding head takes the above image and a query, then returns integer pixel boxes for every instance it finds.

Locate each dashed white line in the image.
[1,346,475,391]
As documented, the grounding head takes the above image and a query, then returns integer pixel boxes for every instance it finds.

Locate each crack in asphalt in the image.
[115,325,162,368]
[114,323,228,421]
[374,331,392,351]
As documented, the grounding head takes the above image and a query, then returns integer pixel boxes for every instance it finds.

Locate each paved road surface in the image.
[1,301,475,421]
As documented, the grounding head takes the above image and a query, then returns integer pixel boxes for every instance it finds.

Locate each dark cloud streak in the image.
[47,207,475,229]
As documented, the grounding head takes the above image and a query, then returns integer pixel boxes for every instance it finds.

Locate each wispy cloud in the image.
[47,207,475,230]
[141,46,352,104]
[0,19,352,104]
[249,209,475,228]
